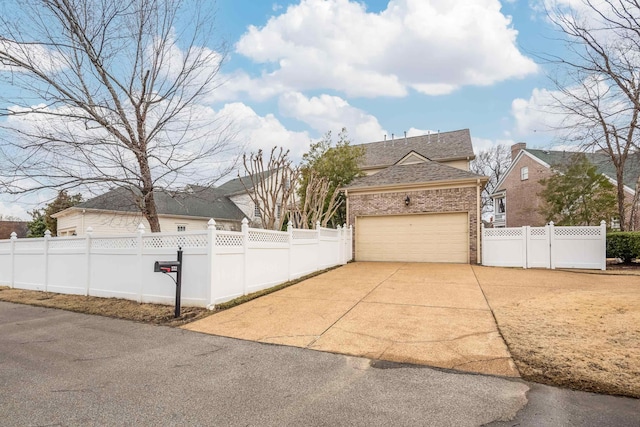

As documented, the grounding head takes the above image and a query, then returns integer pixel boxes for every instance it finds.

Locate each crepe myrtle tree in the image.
[240,147,300,231]
[0,0,236,232]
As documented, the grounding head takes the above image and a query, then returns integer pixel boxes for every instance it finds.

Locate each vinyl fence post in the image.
[85,227,93,296]
[242,218,249,296]
[600,220,607,271]
[287,220,293,281]
[137,223,145,303]
[10,232,17,289]
[206,219,216,309]
[523,226,529,269]
[480,223,485,266]
[43,230,51,292]
[349,224,353,262]
[548,222,555,270]
[337,225,343,265]
[316,220,321,271]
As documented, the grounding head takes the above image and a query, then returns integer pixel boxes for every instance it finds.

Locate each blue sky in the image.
[0,0,574,218]
[201,0,568,156]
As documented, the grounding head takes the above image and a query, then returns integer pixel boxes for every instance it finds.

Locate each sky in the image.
[0,0,578,219]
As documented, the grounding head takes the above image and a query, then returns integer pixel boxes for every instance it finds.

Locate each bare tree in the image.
[0,0,235,232]
[241,147,299,231]
[543,0,640,230]
[470,144,511,217]
[291,170,342,229]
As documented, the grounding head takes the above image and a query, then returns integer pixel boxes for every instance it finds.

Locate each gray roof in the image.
[75,186,246,221]
[215,169,277,196]
[344,161,485,190]
[527,149,640,189]
[356,129,475,169]
[69,170,281,221]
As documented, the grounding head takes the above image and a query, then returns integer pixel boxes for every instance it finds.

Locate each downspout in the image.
[476,179,481,264]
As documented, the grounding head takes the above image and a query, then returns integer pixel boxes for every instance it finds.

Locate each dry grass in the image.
[475,266,640,398]
[0,267,336,327]
[0,287,212,327]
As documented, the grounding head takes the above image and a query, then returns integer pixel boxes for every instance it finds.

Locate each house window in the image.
[497,198,506,214]
[520,166,529,180]
[610,218,620,230]
[177,225,186,232]
[254,203,260,217]
[277,203,282,218]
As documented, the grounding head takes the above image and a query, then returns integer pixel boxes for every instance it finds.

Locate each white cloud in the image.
[234,0,537,98]
[0,201,29,220]
[472,136,516,152]
[511,87,561,136]
[278,92,386,143]
[218,102,312,160]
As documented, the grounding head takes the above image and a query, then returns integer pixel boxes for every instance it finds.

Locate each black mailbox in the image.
[153,248,183,318]
[154,261,180,273]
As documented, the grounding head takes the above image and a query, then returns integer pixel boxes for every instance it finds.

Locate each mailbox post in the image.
[153,247,183,318]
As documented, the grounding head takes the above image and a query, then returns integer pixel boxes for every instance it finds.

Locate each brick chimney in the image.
[511,142,526,160]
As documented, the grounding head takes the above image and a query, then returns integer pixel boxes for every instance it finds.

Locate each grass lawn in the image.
[473,266,640,398]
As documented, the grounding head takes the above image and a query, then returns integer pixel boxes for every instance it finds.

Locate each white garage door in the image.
[356,213,469,263]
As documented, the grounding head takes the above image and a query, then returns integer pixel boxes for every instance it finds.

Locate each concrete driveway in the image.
[184,262,518,377]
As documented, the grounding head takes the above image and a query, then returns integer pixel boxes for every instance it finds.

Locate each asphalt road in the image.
[1,302,638,426]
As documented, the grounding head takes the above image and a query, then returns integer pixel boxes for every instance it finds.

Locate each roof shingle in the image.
[356,129,475,168]
[526,149,640,189]
[344,160,485,190]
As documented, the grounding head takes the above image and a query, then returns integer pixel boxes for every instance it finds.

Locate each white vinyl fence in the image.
[0,219,353,307]
[481,221,606,270]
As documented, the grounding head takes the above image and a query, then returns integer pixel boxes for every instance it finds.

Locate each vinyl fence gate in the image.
[481,221,607,270]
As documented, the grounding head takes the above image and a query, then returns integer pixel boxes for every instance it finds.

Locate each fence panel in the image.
[551,224,606,270]
[0,221,353,307]
[482,221,606,270]
[481,228,525,267]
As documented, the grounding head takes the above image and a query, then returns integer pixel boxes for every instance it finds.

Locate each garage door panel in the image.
[356,213,468,263]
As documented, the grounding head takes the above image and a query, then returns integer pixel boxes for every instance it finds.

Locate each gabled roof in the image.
[214,169,278,196]
[343,160,486,190]
[356,129,475,169]
[527,149,640,189]
[65,186,246,221]
[494,148,640,195]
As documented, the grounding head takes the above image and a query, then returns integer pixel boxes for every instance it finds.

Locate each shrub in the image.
[606,232,640,263]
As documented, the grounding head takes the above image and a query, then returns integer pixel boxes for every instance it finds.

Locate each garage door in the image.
[356,213,469,263]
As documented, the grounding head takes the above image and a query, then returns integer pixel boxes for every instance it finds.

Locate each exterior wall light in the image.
[404,195,410,206]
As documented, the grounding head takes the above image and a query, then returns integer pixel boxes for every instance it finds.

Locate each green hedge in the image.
[606,232,640,263]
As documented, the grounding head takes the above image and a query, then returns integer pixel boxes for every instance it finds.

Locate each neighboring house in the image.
[52,171,279,236]
[491,143,640,229]
[343,129,487,264]
[0,220,28,239]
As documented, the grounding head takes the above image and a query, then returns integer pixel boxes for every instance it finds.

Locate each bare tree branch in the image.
[0,0,237,231]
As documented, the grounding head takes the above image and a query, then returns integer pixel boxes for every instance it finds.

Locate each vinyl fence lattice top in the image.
[248,230,289,244]
[292,229,317,240]
[216,232,243,247]
[554,227,602,236]
[91,237,137,249]
[484,228,523,237]
[49,238,86,249]
[142,234,208,249]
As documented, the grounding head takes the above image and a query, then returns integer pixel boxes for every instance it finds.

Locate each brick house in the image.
[492,143,640,229]
[343,129,487,264]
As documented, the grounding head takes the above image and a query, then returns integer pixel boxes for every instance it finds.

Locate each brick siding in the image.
[498,154,639,229]
[347,186,479,263]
